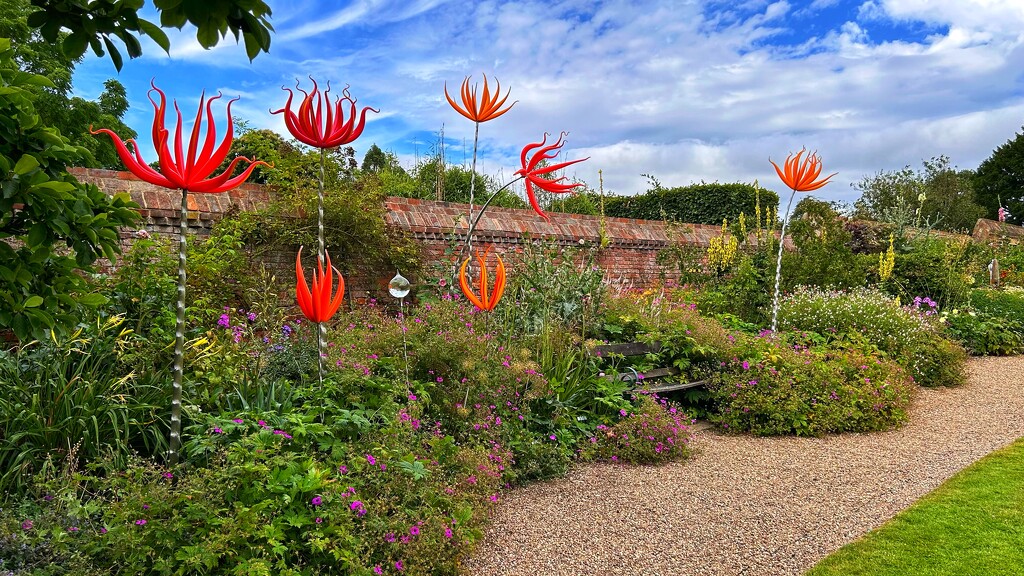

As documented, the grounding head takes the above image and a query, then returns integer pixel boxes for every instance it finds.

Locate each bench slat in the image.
[590,341,662,357]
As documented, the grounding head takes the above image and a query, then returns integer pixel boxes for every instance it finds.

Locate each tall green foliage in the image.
[605,181,779,224]
[0,38,138,341]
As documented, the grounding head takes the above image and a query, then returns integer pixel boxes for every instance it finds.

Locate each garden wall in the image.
[70,168,745,300]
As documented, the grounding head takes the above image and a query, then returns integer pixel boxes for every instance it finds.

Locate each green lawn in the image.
[806,438,1024,576]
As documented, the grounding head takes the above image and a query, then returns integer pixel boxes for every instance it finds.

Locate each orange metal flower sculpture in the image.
[444,74,517,247]
[295,246,346,324]
[515,132,589,221]
[768,148,836,332]
[272,78,378,149]
[458,249,507,311]
[769,149,836,192]
[91,82,269,466]
[91,83,269,192]
[444,74,515,123]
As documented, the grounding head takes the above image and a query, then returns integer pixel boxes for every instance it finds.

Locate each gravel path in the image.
[464,356,1024,576]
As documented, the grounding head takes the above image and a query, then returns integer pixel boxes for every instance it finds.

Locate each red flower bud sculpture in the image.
[273,79,376,377]
[92,83,269,465]
[515,132,589,221]
[295,247,346,324]
[459,249,507,312]
[768,149,836,332]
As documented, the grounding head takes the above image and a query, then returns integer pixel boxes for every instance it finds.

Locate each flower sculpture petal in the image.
[444,74,516,123]
[91,82,270,193]
[458,249,506,311]
[514,132,589,221]
[296,246,346,323]
[272,78,379,149]
[769,149,836,192]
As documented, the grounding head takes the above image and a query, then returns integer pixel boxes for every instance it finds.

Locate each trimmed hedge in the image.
[604,182,780,224]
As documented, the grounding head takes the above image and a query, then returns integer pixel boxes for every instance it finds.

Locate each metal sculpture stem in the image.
[467,122,480,252]
[459,177,522,262]
[169,188,188,465]
[770,188,797,333]
[317,148,327,388]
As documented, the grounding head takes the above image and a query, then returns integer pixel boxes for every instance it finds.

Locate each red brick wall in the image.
[70,167,756,299]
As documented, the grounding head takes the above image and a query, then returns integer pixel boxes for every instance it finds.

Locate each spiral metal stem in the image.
[168,188,188,465]
[317,148,327,388]
[770,189,797,333]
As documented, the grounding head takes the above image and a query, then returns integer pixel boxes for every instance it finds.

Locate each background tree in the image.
[24,0,273,71]
[852,155,983,232]
[0,38,139,341]
[1,0,137,169]
[974,126,1024,225]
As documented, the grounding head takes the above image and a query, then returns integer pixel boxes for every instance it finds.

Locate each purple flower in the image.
[619,409,628,417]
[549,434,557,441]
[163,472,174,479]
[232,418,244,424]
[395,561,404,571]
[218,314,230,328]
[68,526,79,532]
[338,465,348,474]
[366,453,376,466]
[135,519,147,526]
[408,393,417,401]
[42,494,53,502]
[374,566,384,575]
[273,429,293,439]
[99,527,107,534]
[350,500,363,511]
[742,360,750,370]
[142,504,150,510]
[315,517,322,524]
[311,496,323,507]
[445,528,453,539]
[213,427,223,434]
[409,525,420,536]
[385,532,396,543]
[21,520,32,530]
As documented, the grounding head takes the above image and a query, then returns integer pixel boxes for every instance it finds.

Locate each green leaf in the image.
[63,31,90,59]
[24,296,43,308]
[138,19,171,53]
[27,223,48,248]
[77,293,108,307]
[102,37,124,71]
[195,24,219,49]
[13,155,39,175]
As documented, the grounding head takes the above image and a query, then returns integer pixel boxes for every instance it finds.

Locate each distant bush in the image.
[709,337,915,436]
[605,182,779,224]
[777,286,967,387]
[942,307,1024,356]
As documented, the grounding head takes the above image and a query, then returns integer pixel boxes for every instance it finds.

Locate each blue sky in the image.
[71,0,1024,206]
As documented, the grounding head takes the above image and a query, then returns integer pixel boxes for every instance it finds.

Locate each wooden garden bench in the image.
[589,341,708,393]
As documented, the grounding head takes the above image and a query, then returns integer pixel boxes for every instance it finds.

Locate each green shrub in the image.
[0,315,168,495]
[781,197,869,290]
[941,308,1024,355]
[709,338,915,436]
[886,236,979,310]
[970,287,1024,322]
[903,335,969,388]
[605,182,779,225]
[583,393,694,464]
[777,286,967,387]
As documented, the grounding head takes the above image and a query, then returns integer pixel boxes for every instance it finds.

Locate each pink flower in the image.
[445,528,453,539]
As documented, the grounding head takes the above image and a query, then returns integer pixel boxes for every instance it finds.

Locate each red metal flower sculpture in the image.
[91,83,269,192]
[769,149,836,192]
[91,82,269,466]
[295,247,346,323]
[515,132,589,221]
[271,78,379,149]
[459,249,507,311]
[444,74,515,123]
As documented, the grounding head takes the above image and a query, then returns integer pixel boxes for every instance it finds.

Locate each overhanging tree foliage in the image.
[1,38,139,341]
[25,0,274,71]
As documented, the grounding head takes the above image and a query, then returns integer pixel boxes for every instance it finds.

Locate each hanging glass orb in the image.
[388,271,411,299]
